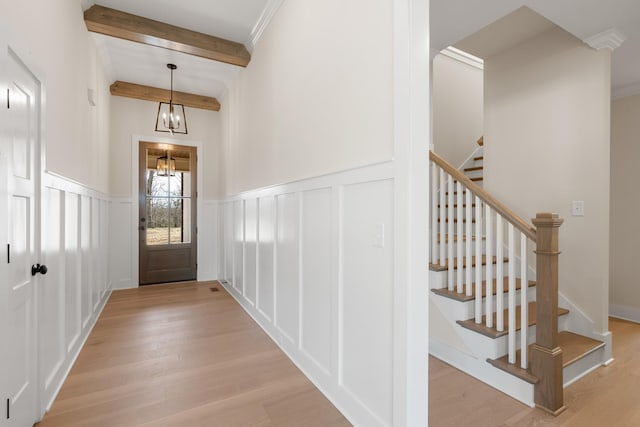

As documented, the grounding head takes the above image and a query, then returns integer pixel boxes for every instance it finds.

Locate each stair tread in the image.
[456,302,570,339]
[464,166,484,172]
[431,278,535,302]
[558,331,605,367]
[470,177,483,182]
[487,331,604,383]
[435,255,509,270]
[474,156,484,161]
[477,136,484,146]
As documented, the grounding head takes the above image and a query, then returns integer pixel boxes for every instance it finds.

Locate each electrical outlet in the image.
[572,201,584,216]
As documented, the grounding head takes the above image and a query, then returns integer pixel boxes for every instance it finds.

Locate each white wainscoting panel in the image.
[340,179,394,426]
[64,192,81,353]
[275,192,300,344]
[41,187,65,393]
[233,200,245,295]
[39,173,112,413]
[257,196,275,321]
[244,198,258,305]
[223,201,234,283]
[219,162,397,427]
[109,198,134,290]
[80,195,92,328]
[300,188,333,375]
[198,201,220,281]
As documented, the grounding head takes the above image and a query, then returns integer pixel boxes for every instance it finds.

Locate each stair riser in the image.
[478,287,536,316]
[440,263,526,281]
[459,321,537,361]
[563,346,605,387]
[434,242,484,257]
[463,169,483,180]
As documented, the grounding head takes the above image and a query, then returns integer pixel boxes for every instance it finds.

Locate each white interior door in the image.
[1,48,40,427]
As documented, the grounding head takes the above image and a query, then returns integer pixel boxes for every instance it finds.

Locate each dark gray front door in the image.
[139,142,197,285]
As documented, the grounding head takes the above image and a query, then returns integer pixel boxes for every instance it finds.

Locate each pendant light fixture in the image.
[156,152,176,177]
[155,63,188,135]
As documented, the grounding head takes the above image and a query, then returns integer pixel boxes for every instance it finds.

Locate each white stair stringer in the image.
[429,289,535,407]
[429,268,612,404]
[429,294,534,406]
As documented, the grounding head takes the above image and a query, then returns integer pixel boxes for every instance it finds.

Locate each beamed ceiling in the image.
[84,0,640,108]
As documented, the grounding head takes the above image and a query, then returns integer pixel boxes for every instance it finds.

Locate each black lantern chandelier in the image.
[155,63,188,135]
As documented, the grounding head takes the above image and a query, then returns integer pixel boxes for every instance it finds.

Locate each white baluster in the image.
[485,205,493,328]
[457,181,463,294]
[465,190,472,297]
[439,169,446,266]
[521,234,528,370]
[508,224,516,364]
[448,176,454,291]
[496,216,504,332]
[475,197,482,324]
[431,165,438,265]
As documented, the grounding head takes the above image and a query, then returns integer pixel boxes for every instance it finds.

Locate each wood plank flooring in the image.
[430,317,640,426]
[36,281,351,427]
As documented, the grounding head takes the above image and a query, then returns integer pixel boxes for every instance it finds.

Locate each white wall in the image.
[109,96,221,199]
[484,27,611,333]
[610,93,640,322]
[433,52,483,166]
[0,0,111,193]
[220,0,394,195]
[108,97,223,289]
[0,0,113,420]
[218,0,430,425]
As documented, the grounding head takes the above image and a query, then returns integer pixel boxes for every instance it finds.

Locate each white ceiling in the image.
[85,0,640,101]
[431,0,640,98]
[84,0,276,99]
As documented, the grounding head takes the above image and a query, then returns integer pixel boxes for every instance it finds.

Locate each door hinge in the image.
[6,398,9,419]
[6,88,9,109]
[6,243,9,264]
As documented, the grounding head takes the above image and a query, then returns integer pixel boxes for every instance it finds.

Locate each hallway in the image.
[36,282,350,427]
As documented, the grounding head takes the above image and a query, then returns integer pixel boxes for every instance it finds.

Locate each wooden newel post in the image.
[530,212,565,415]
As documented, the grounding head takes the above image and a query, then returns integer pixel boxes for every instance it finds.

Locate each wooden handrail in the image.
[429,150,537,242]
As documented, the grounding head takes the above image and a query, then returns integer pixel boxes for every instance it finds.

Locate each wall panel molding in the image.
[40,172,112,412]
[219,161,396,427]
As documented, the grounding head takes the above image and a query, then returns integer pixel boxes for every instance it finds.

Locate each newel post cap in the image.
[532,212,564,227]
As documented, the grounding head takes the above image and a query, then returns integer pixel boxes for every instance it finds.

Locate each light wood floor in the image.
[36,281,351,427]
[429,317,640,426]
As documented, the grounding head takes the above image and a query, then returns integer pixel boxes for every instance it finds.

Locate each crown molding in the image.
[248,0,285,52]
[612,81,640,101]
[439,47,484,70]
[583,28,626,51]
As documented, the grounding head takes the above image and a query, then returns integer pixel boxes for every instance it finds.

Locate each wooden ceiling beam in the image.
[110,81,221,112]
[84,5,251,67]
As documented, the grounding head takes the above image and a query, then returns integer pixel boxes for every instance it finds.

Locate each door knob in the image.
[31,264,48,276]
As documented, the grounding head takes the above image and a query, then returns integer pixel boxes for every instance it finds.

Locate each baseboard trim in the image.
[610,304,640,324]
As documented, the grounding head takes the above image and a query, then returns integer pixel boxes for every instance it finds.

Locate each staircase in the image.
[428,149,609,414]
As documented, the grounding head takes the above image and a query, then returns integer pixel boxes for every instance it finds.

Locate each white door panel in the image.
[3,48,39,427]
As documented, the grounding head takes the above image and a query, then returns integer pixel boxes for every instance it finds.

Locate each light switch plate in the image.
[572,201,584,216]
[373,223,385,248]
